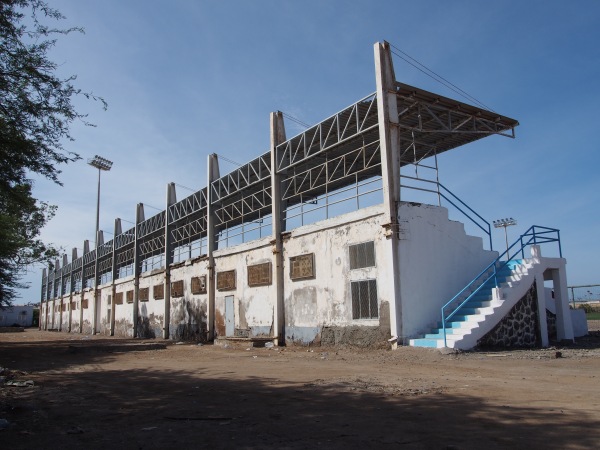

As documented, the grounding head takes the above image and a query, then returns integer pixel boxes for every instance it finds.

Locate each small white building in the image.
[39,42,579,349]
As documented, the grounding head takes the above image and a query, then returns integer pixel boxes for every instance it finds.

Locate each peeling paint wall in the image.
[213,238,275,338]
[283,205,392,346]
[114,277,135,337]
[137,269,167,339]
[168,260,209,341]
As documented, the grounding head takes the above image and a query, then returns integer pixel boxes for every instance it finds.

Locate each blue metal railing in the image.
[440,225,562,347]
[400,175,493,250]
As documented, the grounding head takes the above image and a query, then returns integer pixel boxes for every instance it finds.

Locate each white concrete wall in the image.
[169,260,209,340]
[398,203,499,339]
[81,289,95,334]
[213,237,275,338]
[138,269,167,339]
[282,205,392,344]
[114,277,135,337]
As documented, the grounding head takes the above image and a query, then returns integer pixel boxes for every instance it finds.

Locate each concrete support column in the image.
[163,183,177,340]
[110,219,121,336]
[92,231,103,334]
[206,154,220,341]
[374,41,403,341]
[80,240,89,333]
[68,249,76,332]
[133,204,144,338]
[270,111,287,346]
[534,273,549,347]
[552,266,575,342]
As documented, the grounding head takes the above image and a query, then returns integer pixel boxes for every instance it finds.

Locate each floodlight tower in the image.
[88,155,113,247]
[493,217,517,256]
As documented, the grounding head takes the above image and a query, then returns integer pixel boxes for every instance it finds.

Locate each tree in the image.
[0,0,105,306]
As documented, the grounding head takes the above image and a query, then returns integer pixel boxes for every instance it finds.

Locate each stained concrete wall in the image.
[282,205,392,346]
[137,269,167,339]
[213,237,275,339]
[169,260,209,341]
[113,277,135,337]
[40,202,502,348]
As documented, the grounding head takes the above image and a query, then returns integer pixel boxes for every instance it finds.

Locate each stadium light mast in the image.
[493,217,517,256]
[88,155,113,247]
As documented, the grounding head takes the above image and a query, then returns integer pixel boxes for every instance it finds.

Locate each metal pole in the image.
[95,167,101,248]
[504,226,509,256]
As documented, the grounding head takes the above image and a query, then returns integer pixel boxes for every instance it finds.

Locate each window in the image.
[248,262,272,287]
[139,288,149,302]
[171,280,184,297]
[114,292,124,305]
[126,290,134,303]
[217,270,236,291]
[191,276,207,295]
[349,241,375,269]
[289,254,315,280]
[351,279,378,319]
[154,283,164,300]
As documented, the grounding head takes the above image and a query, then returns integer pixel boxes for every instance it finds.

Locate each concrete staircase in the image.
[409,259,537,349]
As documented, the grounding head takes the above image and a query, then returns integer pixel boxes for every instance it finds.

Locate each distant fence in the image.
[568,284,600,332]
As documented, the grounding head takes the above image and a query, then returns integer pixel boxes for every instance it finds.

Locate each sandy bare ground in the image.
[1,329,599,449]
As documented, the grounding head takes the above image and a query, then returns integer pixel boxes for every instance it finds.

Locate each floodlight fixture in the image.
[88,155,113,171]
[88,155,113,248]
[493,217,517,255]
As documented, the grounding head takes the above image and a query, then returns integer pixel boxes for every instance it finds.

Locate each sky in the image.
[15,0,600,303]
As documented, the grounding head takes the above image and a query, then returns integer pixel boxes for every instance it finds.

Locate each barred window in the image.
[114,292,124,305]
[349,241,375,270]
[191,276,207,294]
[126,290,134,303]
[154,283,164,300]
[171,280,184,297]
[217,270,236,291]
[289,254,315,280]
[248,262,272,287]
[139,288,149,302]
[351,279,378,319]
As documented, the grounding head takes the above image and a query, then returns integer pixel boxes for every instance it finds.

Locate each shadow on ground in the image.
[1,339,598,449]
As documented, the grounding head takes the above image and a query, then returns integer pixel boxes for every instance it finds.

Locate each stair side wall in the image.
[398,203,499,340]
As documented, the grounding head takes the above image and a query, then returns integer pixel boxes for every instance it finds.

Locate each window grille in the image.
[217,270,236,291]
[248,262,272,286]
[139,288,149,302]
[349,241,375,269]
[171,280,184,297]
[289,254,315,280]
[351,279,378,319]
[191,276,207,294]
[115,292,124,305]
[154,283,164,300]
[126,290,134,303]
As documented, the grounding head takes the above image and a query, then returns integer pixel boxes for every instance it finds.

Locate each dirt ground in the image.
[1,329,599,449]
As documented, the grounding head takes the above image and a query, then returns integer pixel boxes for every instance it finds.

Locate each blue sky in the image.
[16,0,600,303]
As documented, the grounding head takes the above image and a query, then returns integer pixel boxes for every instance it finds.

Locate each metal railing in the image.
[440,225,561,347]
[400,175,493,250]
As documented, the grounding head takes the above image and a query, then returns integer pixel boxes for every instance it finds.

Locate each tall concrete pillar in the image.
[92,231,104,334]
[163,183,177,339]
[68,249,76,332]
[552,266,574,341]
[80,239,89,333]
[374,41,403,341]
[270,111,287,346]
[534,273,549,347]
[110,219,121,336]
[206,154,220,340]
[133,204,144,338]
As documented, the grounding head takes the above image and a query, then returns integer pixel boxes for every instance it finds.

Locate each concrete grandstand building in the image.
[40,42,577,349]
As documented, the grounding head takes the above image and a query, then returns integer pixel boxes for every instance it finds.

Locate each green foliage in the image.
[579,303,598,314]
[0,1,105,306]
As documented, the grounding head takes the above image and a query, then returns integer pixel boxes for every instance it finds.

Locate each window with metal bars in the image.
[351,279,378,319]
[348,241,375,270]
